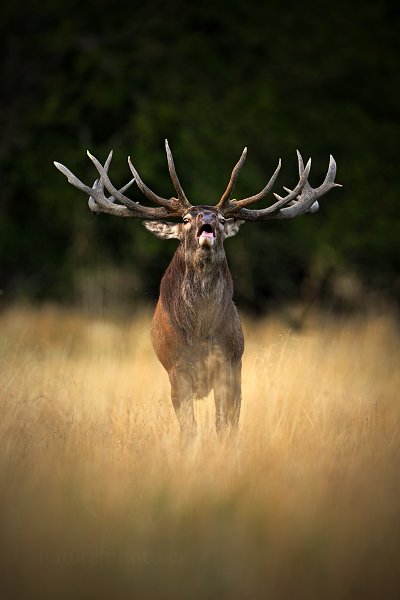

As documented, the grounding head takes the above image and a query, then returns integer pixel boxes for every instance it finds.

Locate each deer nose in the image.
[197,212,216,224]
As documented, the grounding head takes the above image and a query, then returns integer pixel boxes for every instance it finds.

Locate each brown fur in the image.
[146,207,244,439]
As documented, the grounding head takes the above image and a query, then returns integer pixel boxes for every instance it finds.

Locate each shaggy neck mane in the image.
[159,242,234,337]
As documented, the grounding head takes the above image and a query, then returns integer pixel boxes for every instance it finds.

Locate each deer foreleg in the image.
[169,369,197,442]
[213,361,242,434]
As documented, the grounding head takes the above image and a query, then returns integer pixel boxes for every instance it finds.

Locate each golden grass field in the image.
[0,303,399,599]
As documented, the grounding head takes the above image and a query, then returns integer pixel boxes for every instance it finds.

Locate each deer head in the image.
[143,205,242,250]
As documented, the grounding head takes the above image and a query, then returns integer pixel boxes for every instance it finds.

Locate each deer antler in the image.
[164,139,190,208]
[55,144,341,222]
[218,149,341,220]
[217,147,248,209]
[54,143,191,220]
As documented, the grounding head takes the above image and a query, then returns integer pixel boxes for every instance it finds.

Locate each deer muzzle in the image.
[196,215,216,247]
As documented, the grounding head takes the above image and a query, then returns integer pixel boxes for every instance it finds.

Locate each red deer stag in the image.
[54,141,340,440]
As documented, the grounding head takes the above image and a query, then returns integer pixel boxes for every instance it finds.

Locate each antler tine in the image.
[217,147,248,209]
[296,148,305,176]
[127,155,181,211]
[87,151,136,215]
[165,139,191,210]
[269,153,311,205]
[90,150,133,199]
[103,149,113,172]
[233,158,282,209]
[53,161,94,196]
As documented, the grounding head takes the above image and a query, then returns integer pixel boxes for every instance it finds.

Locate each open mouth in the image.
[196,224,215,246]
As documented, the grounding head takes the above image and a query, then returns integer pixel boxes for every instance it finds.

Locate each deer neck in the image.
[181,243,228,296]
[160,244,233,337]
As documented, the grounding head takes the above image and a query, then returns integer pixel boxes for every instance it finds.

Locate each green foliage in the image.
[1,0,399,307]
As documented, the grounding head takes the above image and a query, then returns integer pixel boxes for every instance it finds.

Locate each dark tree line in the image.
[1,0,399,311]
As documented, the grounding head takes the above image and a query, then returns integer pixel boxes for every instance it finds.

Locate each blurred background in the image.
[2,4,400,598]
[1,0,399,315]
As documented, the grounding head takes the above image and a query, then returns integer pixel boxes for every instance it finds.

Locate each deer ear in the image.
[142,221,181,239]
[223,219,244,239]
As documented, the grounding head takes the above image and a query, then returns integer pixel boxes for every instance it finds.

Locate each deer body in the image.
[147,207,244,436]
[54,141,341,439]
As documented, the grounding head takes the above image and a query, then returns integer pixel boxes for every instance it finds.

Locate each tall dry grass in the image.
[0,304,399,599]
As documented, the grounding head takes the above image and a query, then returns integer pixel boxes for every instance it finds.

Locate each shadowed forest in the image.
[1,0,399,310]
[1,1,400,599]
